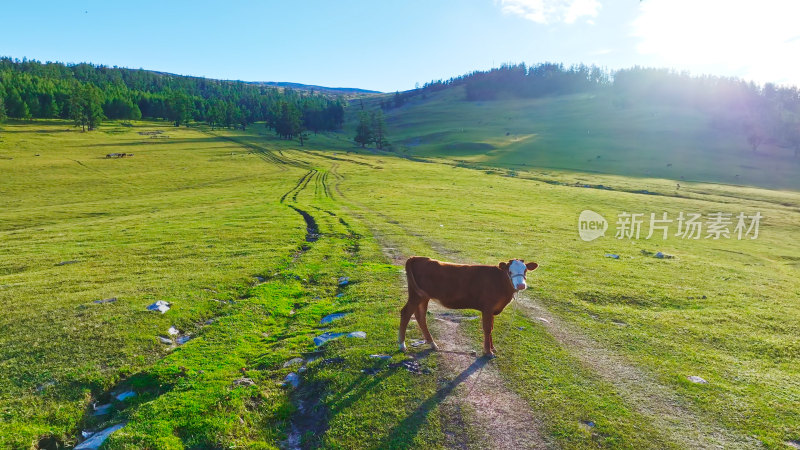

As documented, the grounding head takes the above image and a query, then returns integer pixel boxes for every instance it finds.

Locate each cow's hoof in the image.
[483,351,496,359]
[399,343,407,353]
[429,341,439,351]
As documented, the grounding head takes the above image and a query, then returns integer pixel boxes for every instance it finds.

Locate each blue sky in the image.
[3,1,799,92]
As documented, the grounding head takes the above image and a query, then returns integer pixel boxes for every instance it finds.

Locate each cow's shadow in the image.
[376,355,491,448]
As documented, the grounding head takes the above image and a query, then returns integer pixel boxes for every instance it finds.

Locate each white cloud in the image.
[632,0,800,86]
[498,0,601,25]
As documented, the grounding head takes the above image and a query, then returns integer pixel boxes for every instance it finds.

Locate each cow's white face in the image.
[508,260,528,290]
[503,259,539,291]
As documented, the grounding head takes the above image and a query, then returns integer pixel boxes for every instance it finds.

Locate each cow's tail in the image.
[405,257,426,298]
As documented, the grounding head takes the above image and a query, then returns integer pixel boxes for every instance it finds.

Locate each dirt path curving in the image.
[513,295,762,449]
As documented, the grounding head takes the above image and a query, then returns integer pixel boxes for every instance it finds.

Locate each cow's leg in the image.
[398,294,420,352]
[490,312,497,353]
[481,312,495,357]
[415,300,438,350]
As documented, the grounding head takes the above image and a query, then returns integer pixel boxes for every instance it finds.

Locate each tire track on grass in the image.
[281,170,315,204]
[293,170,317,203]
[327,165,461,261]
[202,130,309,169]
[276,161,362,449]
[305,150,377,168]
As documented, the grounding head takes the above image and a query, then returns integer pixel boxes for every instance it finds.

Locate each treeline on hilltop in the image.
[0,57,344,136]
[383,63,800,157]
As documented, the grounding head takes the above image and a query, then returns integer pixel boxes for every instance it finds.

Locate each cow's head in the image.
[499,259,538,291]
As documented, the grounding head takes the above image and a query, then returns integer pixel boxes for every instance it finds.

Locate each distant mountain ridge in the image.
[143,70,379,95]
[249,81,381,96]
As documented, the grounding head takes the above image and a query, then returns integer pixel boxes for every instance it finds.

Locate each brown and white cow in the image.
[399,256,539,357]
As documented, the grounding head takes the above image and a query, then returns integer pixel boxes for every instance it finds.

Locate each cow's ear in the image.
[498,262,509,271]
[526,262,539,271]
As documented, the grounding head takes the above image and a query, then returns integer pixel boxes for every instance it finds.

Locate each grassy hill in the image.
[367,85,800,191]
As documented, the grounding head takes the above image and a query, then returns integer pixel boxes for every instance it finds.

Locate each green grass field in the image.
[1,117,799,449]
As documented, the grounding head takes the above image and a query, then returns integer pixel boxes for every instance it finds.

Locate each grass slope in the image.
[368,85,800,190]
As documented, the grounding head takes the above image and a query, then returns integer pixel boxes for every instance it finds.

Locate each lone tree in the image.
[743,118,766,153]
[354,112,372,148]
[69,84,104,131]
[371,110,388,149]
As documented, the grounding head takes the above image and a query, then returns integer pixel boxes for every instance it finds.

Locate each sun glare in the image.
[632,0,800,86]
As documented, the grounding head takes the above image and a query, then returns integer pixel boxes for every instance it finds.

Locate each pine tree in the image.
[209,100,226,130]
[354,112,372,148]
[69,84,104,131]
[6,88,30,119]
[85,85,104,130]
[371,110,388,149]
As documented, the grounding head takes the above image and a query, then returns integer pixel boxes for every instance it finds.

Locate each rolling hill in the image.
[360,84,800,191]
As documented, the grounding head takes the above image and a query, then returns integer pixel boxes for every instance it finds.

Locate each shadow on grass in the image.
[327,368,396,416]
[375,355,490,449]
[322,349,439,432]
